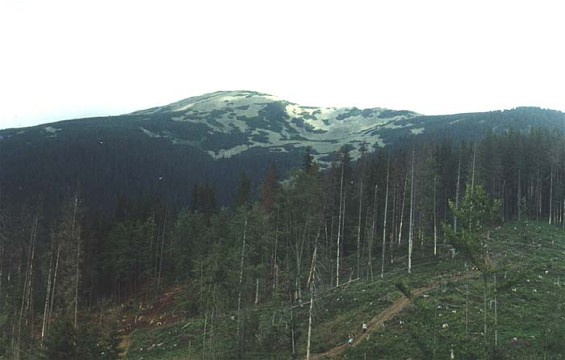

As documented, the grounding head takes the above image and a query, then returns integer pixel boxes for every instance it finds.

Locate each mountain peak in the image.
[131,90,282,116]
[126,90,421,162]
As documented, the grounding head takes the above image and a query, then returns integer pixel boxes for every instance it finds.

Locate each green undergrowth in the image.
[123,221,565,359]
[348,221,565,359]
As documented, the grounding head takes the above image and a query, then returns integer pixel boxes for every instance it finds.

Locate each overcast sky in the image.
[1,0,564,130]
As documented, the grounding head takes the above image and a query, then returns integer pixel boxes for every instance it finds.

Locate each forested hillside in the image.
[1,92,563,217]
[1,125,564,358]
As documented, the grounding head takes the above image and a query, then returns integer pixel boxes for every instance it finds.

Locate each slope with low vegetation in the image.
[118,221,564,359]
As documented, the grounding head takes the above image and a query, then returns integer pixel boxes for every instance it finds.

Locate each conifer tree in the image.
[261,162,280,215]
[42,318,77,360]
[236,171,252,209]
[446,184,501,355]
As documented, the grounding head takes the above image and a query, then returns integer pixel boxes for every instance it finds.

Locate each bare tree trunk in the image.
[236,218,248,343]
[202,312,207,358]
[156,208,167,294]
[336,162,345,287]
[272,210,279,292]
[549,165,554,225]
[433,176,438,256]
[74,221,81,328]
[483,230,491,352]
[356,179,363,280]
[465,282,469,335]
[48,244,61,328]
[494,273,498,349]
[501,180,506,222]
[27,222,38,321]
[342,194,347,279]
[381,158,390,278]
[290,308,296,357]
[390,184,396,264]
[208,309,215,357]
[16,214,38,359]
[67,195,80,327]
[255,277,259,305]
[398,172,408,245]
[306,231,320,360]
[294,215,310,303]
[41,239,56,343]
[517,169,522,221]
[363,208,372,280]
[368,184,377,281]
[454,151,462,232]
[150,212,159,299]
[408,151,415,274]
[0,266,2,311]
[0,251,2,306]
[483,273,488,347]
[471,142,477,190]
[537,167,542,221]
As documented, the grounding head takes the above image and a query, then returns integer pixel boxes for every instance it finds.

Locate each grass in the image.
[122,221,565,359]
[348,221,565,359]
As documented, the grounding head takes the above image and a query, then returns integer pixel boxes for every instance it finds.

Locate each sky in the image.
[1,0,564,130]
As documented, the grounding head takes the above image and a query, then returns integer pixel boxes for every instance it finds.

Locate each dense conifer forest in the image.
[1,127,564,358]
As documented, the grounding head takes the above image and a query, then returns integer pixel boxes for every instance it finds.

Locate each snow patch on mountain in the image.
[133,90,420,163]
[44,126,61,133]
[140,127,163,138]
[208,144,250,159]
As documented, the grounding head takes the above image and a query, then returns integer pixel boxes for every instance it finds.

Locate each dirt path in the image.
[118,333,132,358]
[310,274,473,359]
[116,287,183,358]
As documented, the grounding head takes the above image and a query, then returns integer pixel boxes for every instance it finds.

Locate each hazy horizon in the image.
[1,0,564,130]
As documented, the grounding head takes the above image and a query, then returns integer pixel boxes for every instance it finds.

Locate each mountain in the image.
[129,90,420,162]
[2,92,565,359]
[1,90,564,214]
